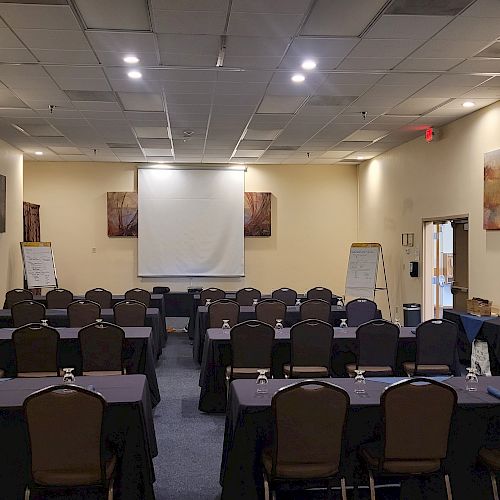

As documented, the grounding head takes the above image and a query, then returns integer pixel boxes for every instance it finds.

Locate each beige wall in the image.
[0,139,23,299]
[23,162,358,295]
[358,101,500,319]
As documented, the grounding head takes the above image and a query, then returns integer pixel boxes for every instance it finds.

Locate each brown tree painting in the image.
[484,149,500,229]
[107,192,138,237]
[244,192,271,237]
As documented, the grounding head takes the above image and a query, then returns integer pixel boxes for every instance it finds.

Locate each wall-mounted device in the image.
[409,261,419,277]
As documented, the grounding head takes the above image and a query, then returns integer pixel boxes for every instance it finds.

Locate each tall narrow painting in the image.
[244,192,271,237]
[107,192,138,237]
[484,149,500,229]
[0,175,5,233]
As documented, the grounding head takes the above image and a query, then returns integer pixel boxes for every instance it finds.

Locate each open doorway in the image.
[423,217,469,319]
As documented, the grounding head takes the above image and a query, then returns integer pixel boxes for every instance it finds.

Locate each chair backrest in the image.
[306,287,333,303]
[382,378,457,462]
[85,288,113,309]
[208,299,240,328]
[11,300,46,327]
[46,288,74,309]
[24,385,107,486]
[290,319,333,370]
[345,298,377,327]
[356,319,400,369]
[67,300,101,328]
[12,323,59,375]
[5,288,33,309]
[152,286,170,294]
[113,300,146,327]
[230,320,274,370]
[415,319,458,370]
[200,288,226,304]
[271,288,297,306]
[124,288,151,307]
[79,322,125,373]
[235,287,261,306]
[255,299,286,327]
[270,381,349,478]
[300,299,331,322]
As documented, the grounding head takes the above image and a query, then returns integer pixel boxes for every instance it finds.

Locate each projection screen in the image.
[138,168,244,277]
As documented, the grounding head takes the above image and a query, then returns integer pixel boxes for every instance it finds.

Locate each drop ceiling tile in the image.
[226,36,289,57]
[463,0,500,17]
[302,0,387,36]
[166,93,212,105]
[390,97,450,115]
[119,92,164,112]
[134,126,169,138]
[365,15,452,39]
[377,73,439,87]
[86,31,156,53]
[257,95,306,113]
[449,60,500,73]
[139,138,172,148]
[74,101,122,111]
[80,110,123,120]
[33,50,98,64]
[0,27,24,48]
[16,29,90,50]
[434,16,500,41]
[233,149,265,157]
[395,58,464,71]
[54,79,111,91]
[214,82,267,95]
[154,10,226,34]
[75,0,150,30]
[216,70,273,83]
[287,36,359,58]
[412,86,476,98]
[227,12,303,37]
[159,69,217,82]
[387,0,475,15]
[431,74,491,87]
[411,39,490,59]
[0,4,80,29]
[462,86,500,98]
[168,104,211,115]
[334,141,373,149]
[338,57,403,70]
[211,105,256,115]
[50,146,82,155]
[0,89,28,108]
[243,128,282,140]
[344,129,388,141]
[223,56,282,69]
[97,51,158,66]
[349,38,424,58]
[212,94,262,106]
[279,56,343,70]
[109,79,164,93]
[0,48,36,63]
[313,83,372,97]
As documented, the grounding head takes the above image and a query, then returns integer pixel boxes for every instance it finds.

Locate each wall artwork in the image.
[244,192,271,237]
[484,148,500,230]
[107,192,138,237]
[0,174,5,233]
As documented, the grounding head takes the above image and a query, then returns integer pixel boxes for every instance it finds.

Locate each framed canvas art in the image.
[244,192,271,237]
[107,192,138,237]
[0,174,5,233]
[484,149,500,229]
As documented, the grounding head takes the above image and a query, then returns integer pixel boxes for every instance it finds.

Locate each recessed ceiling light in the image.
[128,70,142,79]
[301,59,317,70]
[462,101,475,108]
[357,156,364,160]
[291,73,305,83]
[123,55,140,64]
[34,151,43,156]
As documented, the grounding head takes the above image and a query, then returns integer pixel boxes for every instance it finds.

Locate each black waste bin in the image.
[403,303,421,327]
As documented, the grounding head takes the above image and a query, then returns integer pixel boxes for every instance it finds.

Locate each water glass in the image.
[62,367,75,384]
[205,299,211,306]
[222,319,230,330]
[354,369,366,394]
[256,369,269,394]
[295,298,301,306]
[465,367,479,392]
[394,317,402,327]
[40,319,48,327]
[275,319,283,330]
[252,298,258,306]
[337,299,343,306]
[340,318,348,328]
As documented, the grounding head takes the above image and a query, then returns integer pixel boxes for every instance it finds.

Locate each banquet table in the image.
[220,376,500,500]
[0,326,160,407]
[0,374,157,500]
[0,307,164,359]
[32,293,167,346]
[481,317,500,374]
[198,327,419,413]
[192,304,377,364]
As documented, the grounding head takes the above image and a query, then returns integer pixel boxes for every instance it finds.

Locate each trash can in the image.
[403,303,421,327]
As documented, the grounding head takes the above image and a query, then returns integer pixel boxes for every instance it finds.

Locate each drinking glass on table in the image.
[205,299,211,306]
[41,319,48,327]
[340,318,348,328]
[465,367,479,392]
[337,298,344,306]
[222,319,230,330]
[295,298,301,306]
[62,367,75,384]
[275,319,283,330]
[252,298,258,306]
[354,369,366,394]
[256,369,269,394]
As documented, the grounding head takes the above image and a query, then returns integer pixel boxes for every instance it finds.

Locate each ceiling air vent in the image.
[385,0,475,16]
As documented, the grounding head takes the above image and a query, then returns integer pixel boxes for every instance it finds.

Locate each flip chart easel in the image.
[345,242,392,320]
[20,242,58,289]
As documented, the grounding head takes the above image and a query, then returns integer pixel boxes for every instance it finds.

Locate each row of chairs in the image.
[8,299,147,328]
[0,322,126,378]
[4,287,152,309]
[225,318,458,385]
[261,378,499,500]
[201,286,339,306]
[208,297,378,328]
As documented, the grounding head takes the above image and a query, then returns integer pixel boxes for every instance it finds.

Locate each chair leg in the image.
[107,477,115,500]
[341,477,347,500]
[24,487,30,500]
[444,473,453,500]
[263,472,270,500]
[491,471,499,500]
[369,470,376,500]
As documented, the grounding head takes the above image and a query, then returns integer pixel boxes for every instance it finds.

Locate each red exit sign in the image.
[425,127,434,142]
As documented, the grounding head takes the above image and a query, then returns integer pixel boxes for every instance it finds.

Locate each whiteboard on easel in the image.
[20,242,57,289]
[345,243,381,299]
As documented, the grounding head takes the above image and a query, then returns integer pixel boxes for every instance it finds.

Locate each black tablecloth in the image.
[0,308,164,359]
[198,327,417,413]
[193,305,357,364]
[220,376,500,500]
[0,375,157,500]
[0,327,160,407]
[32,294,167,346]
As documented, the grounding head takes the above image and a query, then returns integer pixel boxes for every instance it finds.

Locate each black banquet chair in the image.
[235,287,261,306]
[262,380,350,500]
[255,299,287,327]
[200,288,225,305]
[68,300,101,328]
[113,300,146,327]
[306,286,333,303]
[478,447,500,500]
[124,288,151,307]
[208,299,239,329]
[403,319,458,376]
[4,288,33,309]
[345,298,378,327]
[346,320,400,377]
[11,300,46,327]
[272,288,297,306]
[300,299,331,322]
[46,288,74,309]
[85,288,113,309]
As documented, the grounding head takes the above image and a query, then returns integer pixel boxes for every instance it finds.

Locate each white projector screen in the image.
[138,168,244,277]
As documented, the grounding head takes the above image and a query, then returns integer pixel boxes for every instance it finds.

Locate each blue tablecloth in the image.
[458,313,496,342]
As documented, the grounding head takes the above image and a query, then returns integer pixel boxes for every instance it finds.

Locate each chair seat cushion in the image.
[403,362,451,375]
[479,447,500,471]
[18,371,59,378]
[346,364,393,377]
[225,366,270,379]
[360,445,441,474]
[283,365,329,378]
[262,449,338,479]
[83,370,123,376]
[33,455,116,486]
